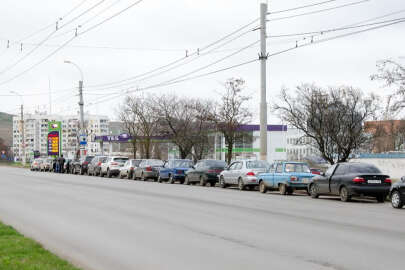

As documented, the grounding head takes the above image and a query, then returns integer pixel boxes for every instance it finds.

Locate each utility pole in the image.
[78,80,85,157]
[20,104,25,165]
[259,2,268,161]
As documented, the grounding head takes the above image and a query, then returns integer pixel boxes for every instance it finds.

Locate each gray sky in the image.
[0,0,404,123]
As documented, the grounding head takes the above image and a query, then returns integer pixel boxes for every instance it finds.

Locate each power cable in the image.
[269,0,340,14]
[0,0,147,86]
[268,0,371,22]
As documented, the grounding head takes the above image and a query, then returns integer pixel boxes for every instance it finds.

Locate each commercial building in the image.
[286,127,319,161]
[12,113,109,161]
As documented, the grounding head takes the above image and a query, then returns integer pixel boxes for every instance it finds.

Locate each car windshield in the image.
[285,163,311,173]
[246,160,269,169]
[172,160,193,168]
[113,157,128,163]
[205,160,227,167]
[349,164,382,174]
[85,156,94,162]
[149,160,164,166]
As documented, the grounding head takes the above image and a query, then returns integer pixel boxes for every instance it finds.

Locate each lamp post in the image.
[10,91,25,165]
[64,60,86,157]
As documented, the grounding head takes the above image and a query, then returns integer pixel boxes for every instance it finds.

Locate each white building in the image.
[286,127,319,161]
[12,113,109,161]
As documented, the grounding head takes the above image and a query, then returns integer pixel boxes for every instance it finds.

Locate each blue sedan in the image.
[158,159,194,184]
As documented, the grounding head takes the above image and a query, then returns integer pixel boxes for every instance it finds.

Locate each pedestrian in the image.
[55,157,60,173]
[59,155,66,173]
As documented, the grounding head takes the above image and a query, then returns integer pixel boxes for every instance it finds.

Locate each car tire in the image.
[199,176,207,186]
[168,175,174,184]
[310,184,319,198]
[219,176,227,188]
[376,194,386,203]
[80,168,84,175]
[119,172,123,179]
[132,172,137,180]
[157,174,163,183]
[107,169,112,178]
[184,176,190,185]
[287,187,294,195]
[259,181,267,193]
[238,178,245,191]
[127,171,132,180]
[391,190,404,209]
[141,173,146,181]
[279,184,287,195]
[340,186,351,202]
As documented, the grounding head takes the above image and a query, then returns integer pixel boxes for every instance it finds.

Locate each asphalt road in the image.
[0,166,404,270]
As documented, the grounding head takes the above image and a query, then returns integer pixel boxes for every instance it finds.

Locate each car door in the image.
[273,163,283,188]
[191,162,203,181]
[232,162,243,184]
[223,163,236,184]
[330,164,347,195]
[318,164,337,194]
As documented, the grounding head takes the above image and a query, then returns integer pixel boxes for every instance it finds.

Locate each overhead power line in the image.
[269,0,340,14]
[0,0,147,86]
[268,0,371,22]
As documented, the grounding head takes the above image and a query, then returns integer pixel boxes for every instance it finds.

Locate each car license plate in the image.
[301,178,310,183]
[368,180,381,184]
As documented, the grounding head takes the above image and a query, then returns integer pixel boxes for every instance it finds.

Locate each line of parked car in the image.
[30,156,405,209]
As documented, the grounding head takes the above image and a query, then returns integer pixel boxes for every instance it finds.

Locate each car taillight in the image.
[353,177,366,183]
[83,161,89,165]
[98,162,101,166]
[384,178,392,184]
[111,162,118,166]
[146,166,152,172]
[290,176,297,181]
[207,170,215,173]
[130,167,134,170]
[246,172,255,176]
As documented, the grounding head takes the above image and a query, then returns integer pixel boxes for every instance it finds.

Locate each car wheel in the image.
[259,181,267,193]
[199,176,207,186]
[376,194,386,203]
[391,191,403,209]
[168,175,174,184]
[141,173,146,181]
[238,178,245,191]
[132,172,137,180]
[127,171,131,180]
[219,176,226,188]
[80,168,84,175]
[157,174,163,183]
[279,184,287,195]
[340,186,351,202]
[184,175,190,185]
[310,184,319,198]
[107,169,112,178]
[287,187,294,195]
[119,172,123,179]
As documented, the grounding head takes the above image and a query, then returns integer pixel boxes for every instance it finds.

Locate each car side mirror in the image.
[401,176,405,183]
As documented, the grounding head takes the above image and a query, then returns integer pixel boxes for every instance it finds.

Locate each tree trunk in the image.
[226,141,233,165]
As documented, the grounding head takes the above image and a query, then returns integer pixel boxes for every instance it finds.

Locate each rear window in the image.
[132,160,142,166]
[172,160,194,168]
[348,164,381,174]
[113,157,128,163]
[285,163,310,173]
[205,160,227,167]
[246,160,269,169]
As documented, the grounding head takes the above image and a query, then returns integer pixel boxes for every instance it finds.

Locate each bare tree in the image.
[274,84,378,164]
[211,78,252,164]
[371,59,405,112]
[119,97,140,159]
[152,94,195,159]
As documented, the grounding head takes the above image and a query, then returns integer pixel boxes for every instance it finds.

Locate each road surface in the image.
[0,166,404,270]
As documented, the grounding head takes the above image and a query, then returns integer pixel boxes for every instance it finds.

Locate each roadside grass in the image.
[0,221,81,270]
[0,161,30,169]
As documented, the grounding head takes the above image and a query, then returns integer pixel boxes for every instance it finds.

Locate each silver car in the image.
[100,156,129,178]
[219,160,269,190]
[119,159,143,179]
[133,159,164,181]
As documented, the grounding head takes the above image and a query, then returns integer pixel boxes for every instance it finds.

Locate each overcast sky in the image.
[0,0,404,123]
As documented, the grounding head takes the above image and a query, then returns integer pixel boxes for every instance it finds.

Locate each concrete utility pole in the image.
[64,60,85,157]
[20,104,25,165]
[259,2,268,161]
[10,91,25,165]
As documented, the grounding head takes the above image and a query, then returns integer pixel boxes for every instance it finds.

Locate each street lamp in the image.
[64,60,86,158]
[10,91,25,165]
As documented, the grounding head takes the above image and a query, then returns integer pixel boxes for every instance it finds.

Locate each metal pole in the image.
[78,80,85,157]
[259,2,268,161]
[20,104,25,165]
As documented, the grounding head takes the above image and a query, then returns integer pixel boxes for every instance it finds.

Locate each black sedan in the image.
[184,160,227,187]
[308,162,391,202]
[390,176,405,209]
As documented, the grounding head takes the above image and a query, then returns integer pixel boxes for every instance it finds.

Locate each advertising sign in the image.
[48,121,62,156]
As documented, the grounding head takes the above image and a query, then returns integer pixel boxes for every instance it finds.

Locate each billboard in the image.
[48,121,62,156]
